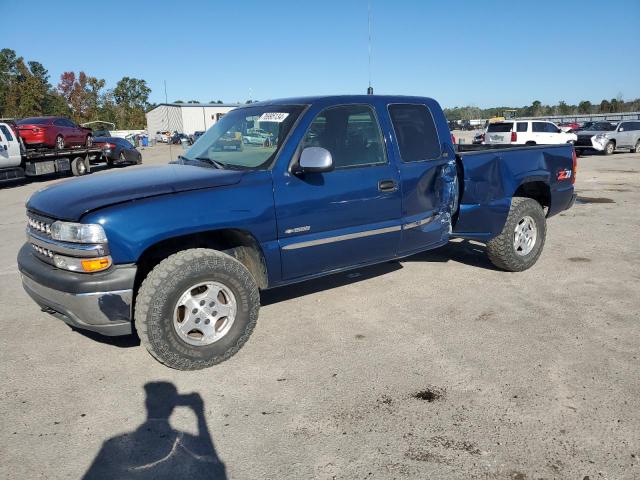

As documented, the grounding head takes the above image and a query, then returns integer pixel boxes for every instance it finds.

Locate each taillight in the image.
[571,148,577,185]
[451,134,456,144]
[511,131,517,142]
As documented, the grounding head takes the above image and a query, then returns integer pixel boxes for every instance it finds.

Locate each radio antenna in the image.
[367,0,373,95]
[164,80,172,161]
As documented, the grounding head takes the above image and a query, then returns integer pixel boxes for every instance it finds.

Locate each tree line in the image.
[445,97,640,121]
[0,49,151,129]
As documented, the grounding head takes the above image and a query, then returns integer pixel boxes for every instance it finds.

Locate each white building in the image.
[146,103,239,136]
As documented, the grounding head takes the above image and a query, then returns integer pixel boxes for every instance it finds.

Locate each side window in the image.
[65,119,77,128]
[123,140,134,148]
[388,104,440,162]
[301,104,386,169]
[0,125,14,141]
[54,119,65,127]
[546,123,559,133]
[516,122,528,132]
[532,122,546,133]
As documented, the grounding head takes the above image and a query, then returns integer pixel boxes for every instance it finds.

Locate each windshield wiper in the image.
[177,155,226,169]
[195,157,227,169]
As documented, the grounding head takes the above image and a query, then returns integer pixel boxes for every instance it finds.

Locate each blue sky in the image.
[2,0,639,108]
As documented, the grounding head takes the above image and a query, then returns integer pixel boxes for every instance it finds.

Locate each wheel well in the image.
[513,181,550,209]
[134,229,269,293]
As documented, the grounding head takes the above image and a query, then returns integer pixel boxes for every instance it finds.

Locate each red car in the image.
[16,116,93,150]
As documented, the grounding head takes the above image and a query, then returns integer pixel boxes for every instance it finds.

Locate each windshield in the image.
[182,105,305,169]
[588,122,616,131]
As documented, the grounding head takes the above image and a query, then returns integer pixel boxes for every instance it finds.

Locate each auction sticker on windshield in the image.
[259,112,289,122]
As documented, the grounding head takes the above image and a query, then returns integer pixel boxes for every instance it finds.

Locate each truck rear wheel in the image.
[135,248,260,370]
[71,156,90,176]
[486,197,546,272]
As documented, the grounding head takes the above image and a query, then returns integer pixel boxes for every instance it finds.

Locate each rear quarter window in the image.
[0,125,14,141]
[487,123,514,133]
[388,104,441,162]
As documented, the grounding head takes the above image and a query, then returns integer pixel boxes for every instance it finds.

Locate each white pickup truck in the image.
[0,122,104,181]
[484,120,577,146]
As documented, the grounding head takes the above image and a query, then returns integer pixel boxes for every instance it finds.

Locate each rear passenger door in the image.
[617,122,632,148]
[388,104,455,256]
[532,122,547,144]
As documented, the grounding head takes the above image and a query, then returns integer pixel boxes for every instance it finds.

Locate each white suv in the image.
[484,120,577,145]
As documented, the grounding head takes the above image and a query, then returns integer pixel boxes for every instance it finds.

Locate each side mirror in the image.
[618,127,624,132]
[297,147,333,174]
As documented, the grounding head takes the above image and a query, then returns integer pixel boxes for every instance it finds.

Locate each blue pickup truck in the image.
[18,95,577,369]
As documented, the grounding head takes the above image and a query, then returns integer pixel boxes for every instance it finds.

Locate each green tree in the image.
[112,77,151,129]
[599,100,611,113]
[4,59,48,118]
[578,100,592,114]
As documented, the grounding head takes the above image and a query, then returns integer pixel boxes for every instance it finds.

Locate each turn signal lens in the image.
[81,257,111,272]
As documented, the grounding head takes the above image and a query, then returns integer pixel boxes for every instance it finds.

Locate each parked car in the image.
[18,95,577,370]
[16,116,93,150]
[243,128,273,145]
[484,120,577,145]
[191,131,205,143]
[472,132,485,144]
[94,137,142,166]
[170,133,192,145]
[575,120,640,155]
[155,131,171,143]
[558,122,580,132]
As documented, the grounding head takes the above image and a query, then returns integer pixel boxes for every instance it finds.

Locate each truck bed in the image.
[453,143,576,241]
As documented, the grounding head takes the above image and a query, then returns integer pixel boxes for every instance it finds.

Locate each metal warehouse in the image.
[146,103,239,136]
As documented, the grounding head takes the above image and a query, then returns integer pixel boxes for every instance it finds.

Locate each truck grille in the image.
[27,211,54,238]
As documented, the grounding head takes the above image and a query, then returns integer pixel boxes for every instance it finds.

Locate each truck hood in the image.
[27,164,244,221]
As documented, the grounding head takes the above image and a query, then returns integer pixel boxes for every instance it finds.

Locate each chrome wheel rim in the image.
[606,143,614,154]
[513,215,537,256]
[87,136,93,147]
[77,161,86,174]
[56,137,64,149]
[173,281,237,346]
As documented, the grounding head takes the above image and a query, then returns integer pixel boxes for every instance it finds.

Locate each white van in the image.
[484,120,577,145]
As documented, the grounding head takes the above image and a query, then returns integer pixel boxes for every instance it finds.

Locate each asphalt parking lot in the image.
[1,144,639,479]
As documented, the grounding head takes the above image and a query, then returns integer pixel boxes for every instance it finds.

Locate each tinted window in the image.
[532,122,547,132]
[0,125,14,141]
[517,122,528,132]
[54,119,66,126]
[388,104,440,162]
[630,122,640,131]
[123,140,134,148]
[545,123,559,133]
[64,119,76,128]
[486,122,514,133]
[301,104,386,168]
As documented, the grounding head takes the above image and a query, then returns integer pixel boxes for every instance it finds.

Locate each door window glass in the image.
[301,104,386,168]
[545,123,559,133]
[388,104,441,162]
[0,125,14,141]
[532,122,546,132]
[516,122,528,132]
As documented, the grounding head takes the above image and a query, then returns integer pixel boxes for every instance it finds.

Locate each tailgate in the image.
[485,122,514,144]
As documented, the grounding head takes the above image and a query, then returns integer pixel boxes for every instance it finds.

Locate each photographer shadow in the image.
[83,382,227,480]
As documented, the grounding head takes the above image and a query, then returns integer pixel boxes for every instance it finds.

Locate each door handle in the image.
[378,179,398,192]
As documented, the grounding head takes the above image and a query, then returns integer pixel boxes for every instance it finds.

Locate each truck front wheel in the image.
[135,248,260,370]
[486,197,546,272]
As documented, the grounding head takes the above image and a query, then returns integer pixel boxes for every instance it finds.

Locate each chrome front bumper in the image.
[22,274,133,336]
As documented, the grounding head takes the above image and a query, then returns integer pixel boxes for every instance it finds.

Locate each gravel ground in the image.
[0,144,638,479]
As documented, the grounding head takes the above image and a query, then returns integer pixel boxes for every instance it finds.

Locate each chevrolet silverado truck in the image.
[18,95,577,370]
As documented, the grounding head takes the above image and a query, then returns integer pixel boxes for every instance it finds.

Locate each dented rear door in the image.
[388,103,458,256]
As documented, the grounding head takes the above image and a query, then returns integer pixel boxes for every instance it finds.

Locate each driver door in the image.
[274,104,402,280]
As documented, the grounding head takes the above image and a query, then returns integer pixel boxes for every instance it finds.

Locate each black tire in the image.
[486,197,546,272]
[55,135,65,150]
[631,141,640,154]
[525,141,536,146]
[135,248,260,370]
[71,156,90,176]
[603,141,615,155]
[119,152,126,164]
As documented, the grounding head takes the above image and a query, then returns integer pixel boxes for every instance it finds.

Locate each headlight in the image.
[594,133,608,140]
[50,222,107,243]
